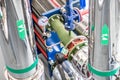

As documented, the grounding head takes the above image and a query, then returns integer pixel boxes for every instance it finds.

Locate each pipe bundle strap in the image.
[88,63,120,77]
[6,56,38,74]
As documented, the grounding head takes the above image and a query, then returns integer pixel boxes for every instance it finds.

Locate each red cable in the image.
[75,8,89,21]
[50,0,61,7]
[74,7,83,20]
[32,13,38,23]
[34,28,44,45]
[36,41,47,58]
[81,9,89,16]
[32,13,43,30]
[32,14,47,58]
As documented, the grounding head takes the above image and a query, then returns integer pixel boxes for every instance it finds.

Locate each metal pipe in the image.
[89,0,110,80]
[49,15,76,45]
[62,60,83,80]
[65,0,75,30]
[21,0,36,52]
[49,0,61,8]
[0,0,37,79]
[115,0,120,63]
[88,0,120,80]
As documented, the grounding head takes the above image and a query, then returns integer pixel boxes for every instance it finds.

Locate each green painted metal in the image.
[49,15,76,45]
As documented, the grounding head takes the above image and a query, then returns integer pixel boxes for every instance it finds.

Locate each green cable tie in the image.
[88,63,120,77]
[6,56,38,74]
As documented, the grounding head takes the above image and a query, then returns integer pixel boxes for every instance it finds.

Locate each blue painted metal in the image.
[73,2,80,9]
[65,0,75,30]
[80,0,86,9]
[61,0,81,31]
[41,0,81,30]
[42,8,60,18]
[46,32,62,61]
[48,63,53,77]
[41,0,81,18]
[46,32,60,46]
[73,8,81,22]
[29,0,32,5]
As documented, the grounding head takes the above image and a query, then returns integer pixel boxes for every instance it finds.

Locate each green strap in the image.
[88,63,120,77]
[6,56,38,74]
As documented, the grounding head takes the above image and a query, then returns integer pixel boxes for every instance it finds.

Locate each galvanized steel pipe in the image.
[88,0,120,80]
[0,0,37,79]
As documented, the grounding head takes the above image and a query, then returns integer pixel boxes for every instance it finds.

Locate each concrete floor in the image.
[0,47,5,80]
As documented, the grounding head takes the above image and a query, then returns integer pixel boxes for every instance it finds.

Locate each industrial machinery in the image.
[32,0,120,80]
[0,0,120,80]
[31,0,90,79]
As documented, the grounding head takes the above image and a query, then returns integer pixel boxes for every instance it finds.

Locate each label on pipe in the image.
[101,24,109,45]
[91,25,95,31]
[17,20,26,40]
